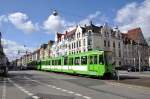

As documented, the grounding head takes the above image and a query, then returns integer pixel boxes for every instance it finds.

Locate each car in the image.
[142,66,150,71]
[147,67,150,71]
[127,66,135,72]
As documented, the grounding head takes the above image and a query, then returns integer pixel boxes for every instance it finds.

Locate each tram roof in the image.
[68,50,104,57]
[41,50,104,61]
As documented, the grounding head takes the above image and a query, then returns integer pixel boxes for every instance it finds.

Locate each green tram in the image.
[35,50,114,77]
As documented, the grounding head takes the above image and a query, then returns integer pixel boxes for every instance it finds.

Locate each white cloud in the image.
[43,14,65,34]
[115,0,150,37]
[1,39,34,61]
[8,12,38,33]
[79,11,101,26]
[0,15,8,25]
[43,11,103,34]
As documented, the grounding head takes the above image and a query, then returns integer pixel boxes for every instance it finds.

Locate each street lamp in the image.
[138,41,141,72]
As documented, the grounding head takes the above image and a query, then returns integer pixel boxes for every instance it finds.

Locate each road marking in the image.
[7,78,40,99]
[66,91,75,94]
[75,93,82,96]
[61,89,68,92]
[55,87,61,90]
[52,86,56,88]
[82,96,92,99]
[23,76,92,99]
[2,79,6,99]
[32,96,40,99]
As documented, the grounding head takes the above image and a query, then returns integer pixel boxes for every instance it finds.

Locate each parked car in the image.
[115,65,132,71]
[127,66,139,72]
[141,66,150,71]
[147,67,150,71]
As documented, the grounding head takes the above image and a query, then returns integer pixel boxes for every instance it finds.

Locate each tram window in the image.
[75,57,80,65]
[55,60,58,65]
[89,56,93,64]
[46,61,48,65]
[52,60,55,65]
[64,57,68,65]
[99,55,104,64]
[49,60,51,65]
[81,56,87,65]
[94,56,97,64]
[69,58,73,65]
[58,59,61,65]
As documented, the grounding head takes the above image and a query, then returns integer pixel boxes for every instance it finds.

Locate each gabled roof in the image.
[84,23,102,33]
[40,44,48,49]
[57,33,64,38]
[127,27,141,41]
[65,28,76,38]
[56,33,64,42]
[48,40,55,45]
[122,27,147,46]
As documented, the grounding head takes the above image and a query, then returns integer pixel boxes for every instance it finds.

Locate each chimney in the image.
[65,31,68,35]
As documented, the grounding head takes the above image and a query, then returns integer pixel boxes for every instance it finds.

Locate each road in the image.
[0,70,150,99]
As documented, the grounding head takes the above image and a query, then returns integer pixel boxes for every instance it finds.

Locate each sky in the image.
[0,0,149,61]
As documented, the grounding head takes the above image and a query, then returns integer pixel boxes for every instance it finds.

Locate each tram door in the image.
[104,51,113,72]
[88,55,98,72]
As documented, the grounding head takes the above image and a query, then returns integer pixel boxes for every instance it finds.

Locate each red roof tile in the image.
[127,27,142,41]
[65,28,76,37]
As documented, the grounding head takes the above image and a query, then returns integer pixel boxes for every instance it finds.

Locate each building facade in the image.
[51,22,123,67]
[122,28,149,67]
[15,23,150,68]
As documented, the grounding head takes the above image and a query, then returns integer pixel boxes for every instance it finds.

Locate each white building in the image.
[51,22,123,66]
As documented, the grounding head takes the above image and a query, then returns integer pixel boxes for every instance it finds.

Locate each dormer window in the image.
[88,30,92,36]
[104,32,107,37]
[118,33,120,39]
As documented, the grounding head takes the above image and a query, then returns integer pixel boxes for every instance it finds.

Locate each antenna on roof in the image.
[90,20,93,25]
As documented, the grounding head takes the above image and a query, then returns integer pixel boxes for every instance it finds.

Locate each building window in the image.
[104,40,106,47]
[113,42,115,48]
[119,61,121,65]
[76,41,78,48]
[104,32,107,37]
[118,42,120,48]
[88,39,92,45]
[119,50,121,57]
[79,41,81,47]
[88,31,92,36]
[72,43,73,49]
[83,39,85,46]
[108,41,110,47]
[74,42,75,48]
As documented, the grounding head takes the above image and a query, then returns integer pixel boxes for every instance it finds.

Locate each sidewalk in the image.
[118,71,150,78]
